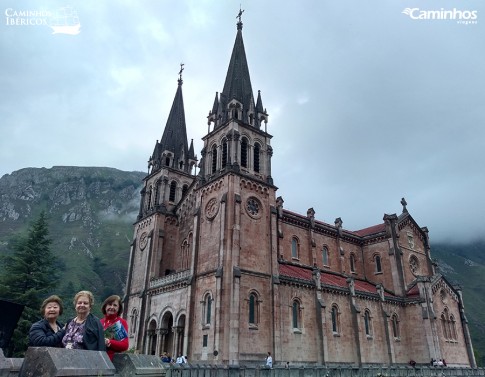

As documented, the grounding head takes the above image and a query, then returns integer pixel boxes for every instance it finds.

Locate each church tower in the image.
[124,68,199,357]
[191,15,278,364]
[124,14,278,364]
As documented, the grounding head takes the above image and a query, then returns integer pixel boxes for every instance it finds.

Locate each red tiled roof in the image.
[352,223,386,237]
[321,273,347,287]
[279,264,313,281]
[279,264,396,298]
[407,284,420,298]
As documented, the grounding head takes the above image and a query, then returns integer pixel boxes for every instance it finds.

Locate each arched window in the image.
[254,142,261,173]
[222,139,228,168]
[391,313,400,339]
[147,186,153,210]
[130,309,138,335]
[375,255,382,273]
[248,292,260,326]
[441,313,448,339]
[154,181,161,206]
[350,253,356,273]
[292,299,301,329]
[450,315,457,341]
[322,246,329,266]
[211,145,217,173]
[241,138,248,168]
[169,181,177,202]
[202,293,212,326]
[165,156,171,166]
[182,184,188,198]
[364,310,372,336]
[331,304,340,334]
[291,237,299,259]
[181,239,189,270]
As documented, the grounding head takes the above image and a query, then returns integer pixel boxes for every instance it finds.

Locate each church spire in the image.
[149,65,196,174]
[215,9,256,128]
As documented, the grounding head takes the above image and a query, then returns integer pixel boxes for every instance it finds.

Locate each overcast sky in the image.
[1,0,484,243]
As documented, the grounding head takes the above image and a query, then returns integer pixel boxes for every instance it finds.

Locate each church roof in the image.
[406,284,420,298]
[279,264,396,298]
[352,223,386,237]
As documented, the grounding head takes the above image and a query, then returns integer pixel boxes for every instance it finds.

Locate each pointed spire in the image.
[211,92,219,115]
[218,10,255,127]
[188,139,195,160]
[256,90,263,113]
[154,69,190,173]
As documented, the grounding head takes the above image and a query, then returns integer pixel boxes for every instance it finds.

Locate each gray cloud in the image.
[1,0,484,243]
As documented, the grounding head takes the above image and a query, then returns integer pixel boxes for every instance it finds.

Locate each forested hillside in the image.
[0,167,483,364]
[0,167,145,315]
[432,242,485,366]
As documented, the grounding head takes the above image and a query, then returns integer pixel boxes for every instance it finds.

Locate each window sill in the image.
[366,335,373,340]
[202,324,211,330]
[249,324,259,330]
[394,337,401,342]
[374,271,383,275]
[292,328,302,334]
[333,332,340,337]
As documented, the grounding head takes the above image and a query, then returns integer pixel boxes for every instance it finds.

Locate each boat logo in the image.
[4,6,81,35]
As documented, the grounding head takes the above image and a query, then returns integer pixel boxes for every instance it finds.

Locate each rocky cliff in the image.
[0,166,145,304]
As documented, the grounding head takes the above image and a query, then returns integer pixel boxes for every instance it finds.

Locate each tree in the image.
[0,211,59,356]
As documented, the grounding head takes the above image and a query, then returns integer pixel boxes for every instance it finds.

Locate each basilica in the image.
[123,16,476,367]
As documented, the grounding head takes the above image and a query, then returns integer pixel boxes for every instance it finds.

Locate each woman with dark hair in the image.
[62,290,105,351]
[100,295,129,360]
[29,295,66,347]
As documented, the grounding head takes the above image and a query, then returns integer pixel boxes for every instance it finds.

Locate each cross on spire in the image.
[178,63,184,85]
[237,6,244,23]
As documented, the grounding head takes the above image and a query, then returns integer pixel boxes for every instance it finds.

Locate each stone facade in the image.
[123,18,475,368]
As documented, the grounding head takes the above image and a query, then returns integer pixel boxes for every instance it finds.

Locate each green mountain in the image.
[0,167,483,365]
[0,166,145,316]
[432,242,485,366]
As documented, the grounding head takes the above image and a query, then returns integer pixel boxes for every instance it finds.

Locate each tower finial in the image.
[401,197,408,213]
[236,6,244,29]
[178,63,184,85]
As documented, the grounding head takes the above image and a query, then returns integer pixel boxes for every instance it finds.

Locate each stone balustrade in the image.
[149,270,191,289]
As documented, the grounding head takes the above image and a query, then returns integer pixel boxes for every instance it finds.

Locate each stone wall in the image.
[2,349,485,377]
